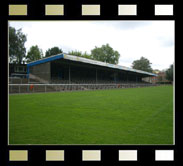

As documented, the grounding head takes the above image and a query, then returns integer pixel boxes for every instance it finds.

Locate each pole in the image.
[114,72,116,84]
[127,72,128,83]
[96,68,97,84]
[69,65,71,84]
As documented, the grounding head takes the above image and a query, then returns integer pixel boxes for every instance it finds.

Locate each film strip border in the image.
[6,2,175,18]
[8,149,175,162]
[1,1,179,166]
[8,4,174,16]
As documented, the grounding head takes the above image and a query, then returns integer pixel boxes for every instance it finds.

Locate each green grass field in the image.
[9,86,173,145]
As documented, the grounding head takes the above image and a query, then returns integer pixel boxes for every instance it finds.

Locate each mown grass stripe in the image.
[9,86,173,145]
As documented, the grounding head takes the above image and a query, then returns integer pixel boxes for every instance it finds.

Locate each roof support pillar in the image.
[96,68,97,84]
[69,65,71,84]
[27,66,29,79]
[126,72,128,83]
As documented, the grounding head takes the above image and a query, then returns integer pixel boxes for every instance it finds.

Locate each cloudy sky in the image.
[9,21,174,70]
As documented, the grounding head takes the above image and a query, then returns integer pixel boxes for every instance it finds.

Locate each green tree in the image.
[165,64,173,82]
[68,50,92,59]
[9,26,27,64]
[68,50,82,57]
[132,57,153,72]
[45,47,63,57]
[91,44,120,64]
[26,45,43,63]
[82,51,92,59]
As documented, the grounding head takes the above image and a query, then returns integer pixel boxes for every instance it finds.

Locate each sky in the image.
[9,21,174,71]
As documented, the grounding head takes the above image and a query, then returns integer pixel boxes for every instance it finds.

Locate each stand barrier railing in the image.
[9,83,160,94]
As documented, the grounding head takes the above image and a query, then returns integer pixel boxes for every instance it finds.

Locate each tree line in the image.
[9,26,173,82]
[9,26,120,65]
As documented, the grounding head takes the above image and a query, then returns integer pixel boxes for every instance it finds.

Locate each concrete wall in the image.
[29,62,51,82]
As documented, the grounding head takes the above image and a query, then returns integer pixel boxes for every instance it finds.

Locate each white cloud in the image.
[9,21,174,70]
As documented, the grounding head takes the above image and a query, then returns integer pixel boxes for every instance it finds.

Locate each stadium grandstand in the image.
[9,53,158,93]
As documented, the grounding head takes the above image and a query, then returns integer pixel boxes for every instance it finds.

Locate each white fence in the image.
[9,83,159,94]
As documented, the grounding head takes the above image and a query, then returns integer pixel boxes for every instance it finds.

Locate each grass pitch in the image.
[9,86,173,145]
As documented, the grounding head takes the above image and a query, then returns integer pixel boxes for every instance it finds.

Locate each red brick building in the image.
[143,71,171,84]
